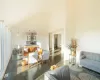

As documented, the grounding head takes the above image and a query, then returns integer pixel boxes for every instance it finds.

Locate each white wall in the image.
[11,31,49,50]
[57,34,61,48]
[11,33,26,48]
[49,33,52,49]
[48,0,67,32]
[0,0,4,20]
[62,0,76,61]
[37,34,49,50]
[48,0,76,61]
[75,0,100,53]
[48,9,67,32]
[3,0,51,26]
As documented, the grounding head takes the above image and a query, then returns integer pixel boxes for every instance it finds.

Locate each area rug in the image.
[36,73,100,80]
[36,74,80,80]
[35,65,100,80]
[69,65,83,72]
[35,60,100,80]
[78,73,99,80]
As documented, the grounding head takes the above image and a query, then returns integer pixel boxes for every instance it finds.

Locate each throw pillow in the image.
[81,55,86,59]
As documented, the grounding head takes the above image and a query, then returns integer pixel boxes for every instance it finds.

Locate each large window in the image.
[0,21,4,74]
[0,21,11,78]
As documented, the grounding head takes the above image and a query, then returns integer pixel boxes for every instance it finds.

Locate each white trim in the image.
[51,29,64,54]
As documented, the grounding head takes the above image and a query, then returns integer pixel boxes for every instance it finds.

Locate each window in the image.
[0,21,11,77]
[0,21,4,73]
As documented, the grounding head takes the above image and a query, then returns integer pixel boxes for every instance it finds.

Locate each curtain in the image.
[0,21,11,78]
[0,21,4,73]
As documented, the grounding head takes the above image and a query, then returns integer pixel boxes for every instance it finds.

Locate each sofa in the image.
[44,65,70,80]
[80,51,100,73]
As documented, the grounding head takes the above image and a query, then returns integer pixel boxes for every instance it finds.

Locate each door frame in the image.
[49,29,64,56]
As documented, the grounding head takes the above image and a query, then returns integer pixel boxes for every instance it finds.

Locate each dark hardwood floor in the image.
[3,53,62,80]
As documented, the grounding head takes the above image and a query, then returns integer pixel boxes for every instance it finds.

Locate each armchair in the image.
[44,65,70,80]
[42,50,50,62]
[28,52,38,65]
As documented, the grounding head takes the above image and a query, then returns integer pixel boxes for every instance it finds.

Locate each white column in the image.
[0,21,4,76]
[0,22,2,73]
[52,34,54,55]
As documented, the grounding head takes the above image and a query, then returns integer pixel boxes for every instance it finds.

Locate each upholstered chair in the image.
[42,50,50,63]
[28,51,38,66]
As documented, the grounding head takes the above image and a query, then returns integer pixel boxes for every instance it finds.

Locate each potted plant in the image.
[67,39,77,56]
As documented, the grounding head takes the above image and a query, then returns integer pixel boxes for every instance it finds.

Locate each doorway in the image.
[49,29,64,56]
[54,34,61,54]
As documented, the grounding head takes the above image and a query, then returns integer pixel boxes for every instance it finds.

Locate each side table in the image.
[69,54,76,65]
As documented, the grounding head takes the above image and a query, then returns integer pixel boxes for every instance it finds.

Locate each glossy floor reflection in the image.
[3,52,62,80]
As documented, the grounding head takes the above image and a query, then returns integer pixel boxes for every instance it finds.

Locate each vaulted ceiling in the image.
[0,0,67,33]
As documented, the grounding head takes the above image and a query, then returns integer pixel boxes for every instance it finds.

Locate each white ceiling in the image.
[1,0,67,33]
[10,12,51,34]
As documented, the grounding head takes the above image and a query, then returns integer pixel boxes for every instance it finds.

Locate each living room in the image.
[0,0,100,80]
